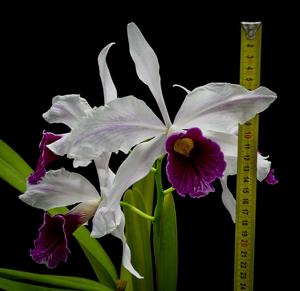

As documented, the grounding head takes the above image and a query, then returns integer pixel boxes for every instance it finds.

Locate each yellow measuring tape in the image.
[234,22,262,291]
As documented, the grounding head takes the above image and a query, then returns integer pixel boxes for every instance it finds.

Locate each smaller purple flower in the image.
[166,127,226,198]
[28,131,62,185]
[30,212,82,269]
[265,168,278,185]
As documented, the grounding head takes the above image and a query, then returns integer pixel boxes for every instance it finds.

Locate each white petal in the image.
[94,153,115,200]
[111,212,143,278]
[98,43,117,104]
[91,134,166,238]
[127,22,171,126]
[19,168,99,210]
[43,94,92,129]
[257,153,271,181]
[47,133,70,156]
[174,83,276,133]
[220,177,236,223]
[91,204,122,237]
[108,133,166,207]
[66,96,166,164]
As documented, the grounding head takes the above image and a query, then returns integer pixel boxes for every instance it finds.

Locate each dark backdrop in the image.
[0,3,296,291]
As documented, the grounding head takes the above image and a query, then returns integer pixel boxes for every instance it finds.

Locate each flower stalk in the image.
[120,201,155,222]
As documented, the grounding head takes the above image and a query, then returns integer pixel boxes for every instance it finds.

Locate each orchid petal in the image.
[61,96,165,164]
[109,133,166,207]
[94,153,115,201]
[98,43,117,104]
[111,212,143,278]
[174,83,277,133]
[43,94,92,129]
[220,177,236,223]
[91,204,122,238]
[20,168,99,210]
[127,22,171,126]
[257,153,271,182]
[91,134,166,238]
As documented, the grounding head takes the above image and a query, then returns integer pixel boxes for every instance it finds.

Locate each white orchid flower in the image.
[47,23,276,236]
[19,43,142,278]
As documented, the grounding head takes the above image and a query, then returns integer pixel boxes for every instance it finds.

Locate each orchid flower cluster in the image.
[12,22,277,288]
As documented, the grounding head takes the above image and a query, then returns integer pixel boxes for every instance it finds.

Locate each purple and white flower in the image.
[19,43,142,278]
[45,23,276,233]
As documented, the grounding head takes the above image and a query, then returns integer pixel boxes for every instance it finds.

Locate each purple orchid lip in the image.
[28,131,62,185]
[165,127,226,198]
[265,168,278,185]
[30,212,81,269]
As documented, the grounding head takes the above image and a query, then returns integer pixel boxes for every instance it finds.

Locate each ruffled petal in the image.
[91,134,166,237]
[111,212,143,278]
[127,22,171,126]
[56,96,165,164]
[30,212,81,269]
[166,128,226,198]
[98,43,117,104]
[220,177,236,223]
[174,83,277,133]
[28,131,62,184]
[43,94,92,129]
[20,168,99,210]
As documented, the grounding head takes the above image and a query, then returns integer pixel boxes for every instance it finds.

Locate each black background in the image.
[0,3,297,291]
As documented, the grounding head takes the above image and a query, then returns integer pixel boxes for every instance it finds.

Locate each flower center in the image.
[173,137,194,157]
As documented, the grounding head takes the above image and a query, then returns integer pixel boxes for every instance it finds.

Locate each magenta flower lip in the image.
[166,127,226,198]
[28,131,62,185]
[30,212,81,269]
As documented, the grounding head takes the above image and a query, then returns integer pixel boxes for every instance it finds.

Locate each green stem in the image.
[120,201,155,222]
[154,156,165,221]
[163,187,175,195]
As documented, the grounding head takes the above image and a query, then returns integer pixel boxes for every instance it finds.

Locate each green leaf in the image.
[132,170,155,219]
[0,139,32,179]
[122,189,154,291]
[0,268,115,291]
[0,157,28,192]
[153,193,178,291]
[0,277,74,291]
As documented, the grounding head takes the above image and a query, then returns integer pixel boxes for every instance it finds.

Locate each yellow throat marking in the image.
[173,137,194,157]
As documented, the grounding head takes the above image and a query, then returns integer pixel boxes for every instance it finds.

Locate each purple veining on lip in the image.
[30,212,82,269]
[265,168,278,185]
[166,127,226,198]
[28,131,62,184]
